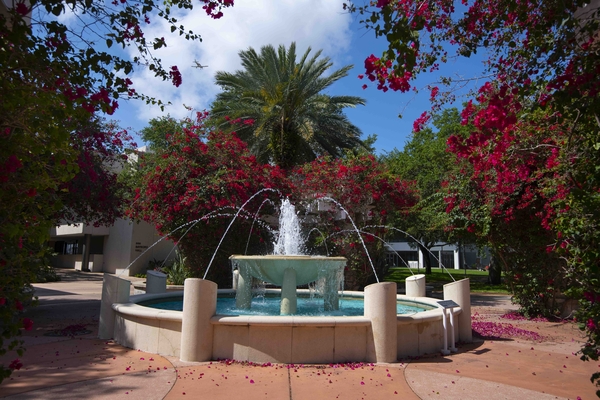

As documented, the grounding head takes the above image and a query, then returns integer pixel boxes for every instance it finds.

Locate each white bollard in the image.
[180,279,217,362]
[440,306,458,355]
[146,270,167,294]
[449,309,457,352]
[405,274,426,297]
[364,282,398,363]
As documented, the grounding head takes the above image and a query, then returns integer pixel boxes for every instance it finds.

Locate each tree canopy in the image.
[0,0,234,382]
[381,108,469,274]
[347,0,600,392]
[210,42,366,169]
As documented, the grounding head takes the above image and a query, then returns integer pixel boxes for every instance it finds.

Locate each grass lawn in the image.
[384,267,510,294]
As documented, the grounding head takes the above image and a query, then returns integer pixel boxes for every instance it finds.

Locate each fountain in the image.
[100,196,473,365]
[231,199,346,315]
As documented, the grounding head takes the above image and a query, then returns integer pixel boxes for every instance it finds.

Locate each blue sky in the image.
[109,1,486,154]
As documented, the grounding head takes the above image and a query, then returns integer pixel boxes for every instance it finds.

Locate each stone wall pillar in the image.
[98,274,131,339]
[443,278,472,343]
[364,282,397,363]
[180,279,217,362]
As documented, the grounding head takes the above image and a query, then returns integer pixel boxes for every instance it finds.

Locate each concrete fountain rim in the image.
[112,288,457,327]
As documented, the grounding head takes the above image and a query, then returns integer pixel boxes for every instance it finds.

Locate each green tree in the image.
[1,0,233,383]
[347,1,600,391]
[139,115,203,151]
[210,42,366,169]
[381,109,469,274]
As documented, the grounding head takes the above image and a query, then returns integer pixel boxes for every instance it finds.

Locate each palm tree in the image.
[210,43,366,169]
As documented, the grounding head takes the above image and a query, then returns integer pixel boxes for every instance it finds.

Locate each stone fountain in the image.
[100,196,473,364]
[230,199,346,315]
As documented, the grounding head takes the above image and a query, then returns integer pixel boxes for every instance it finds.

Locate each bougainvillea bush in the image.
[294,155,417,289]
[128,116,289,286]
[444,106,570,317]
[1,0,234,383]
[129,121,418,290]
[348,0,599,391]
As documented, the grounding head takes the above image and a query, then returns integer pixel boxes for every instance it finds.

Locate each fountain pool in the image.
[138,291,432,316]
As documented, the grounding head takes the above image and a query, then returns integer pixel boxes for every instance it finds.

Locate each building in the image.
[385,241,490,271]
[49,145,177,275]
[49,219,176,276]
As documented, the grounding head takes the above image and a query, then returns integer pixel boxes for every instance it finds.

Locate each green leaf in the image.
[51,4,64,16]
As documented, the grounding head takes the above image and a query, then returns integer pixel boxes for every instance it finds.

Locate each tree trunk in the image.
[416,243,432,274]
[488,254,502,285]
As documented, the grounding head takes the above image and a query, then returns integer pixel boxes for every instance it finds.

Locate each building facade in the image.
[49,219,176,276]
[385,241,490,271]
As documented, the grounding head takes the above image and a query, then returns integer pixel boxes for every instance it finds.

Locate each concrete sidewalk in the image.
[0,270,596,399]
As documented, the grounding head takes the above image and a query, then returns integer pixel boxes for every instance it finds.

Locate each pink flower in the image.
[6,155,23,173]
[412,111,430,133]
[9,359,23,370]
[170,66,182,87]
[22,318,33,331]
[15,2,29,15]
[586,319,597,331]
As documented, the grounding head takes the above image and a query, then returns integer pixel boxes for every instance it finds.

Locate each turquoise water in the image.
[140,295,429,317]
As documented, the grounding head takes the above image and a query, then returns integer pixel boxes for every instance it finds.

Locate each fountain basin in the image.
[110,288,462,364]
[230,255,346,286]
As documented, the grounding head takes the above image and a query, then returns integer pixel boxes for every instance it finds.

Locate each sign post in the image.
[437,300,459,355]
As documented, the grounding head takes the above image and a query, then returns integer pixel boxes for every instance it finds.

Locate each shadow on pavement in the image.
[53,269,105,282]
[471,294,514,308]
[33,287,77,297]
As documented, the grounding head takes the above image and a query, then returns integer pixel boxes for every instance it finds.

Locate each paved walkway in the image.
[0,270,596,399]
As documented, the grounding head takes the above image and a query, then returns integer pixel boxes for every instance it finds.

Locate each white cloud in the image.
[119,0,353,126]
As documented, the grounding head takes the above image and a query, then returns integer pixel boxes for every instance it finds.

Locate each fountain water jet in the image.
[318,197,379,282]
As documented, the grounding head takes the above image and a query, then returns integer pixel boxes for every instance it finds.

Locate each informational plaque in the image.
[437,300,459,309]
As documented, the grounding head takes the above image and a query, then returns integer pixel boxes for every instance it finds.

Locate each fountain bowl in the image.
[230,255,346,286]
[230,254,347,314]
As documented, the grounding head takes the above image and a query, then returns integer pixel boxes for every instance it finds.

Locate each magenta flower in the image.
[22,318,33,331]
[9,359,23,370]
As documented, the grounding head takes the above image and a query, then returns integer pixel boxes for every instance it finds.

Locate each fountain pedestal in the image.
[236,264,253,309]
[281,268,297,315]
[230,255,346,315]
